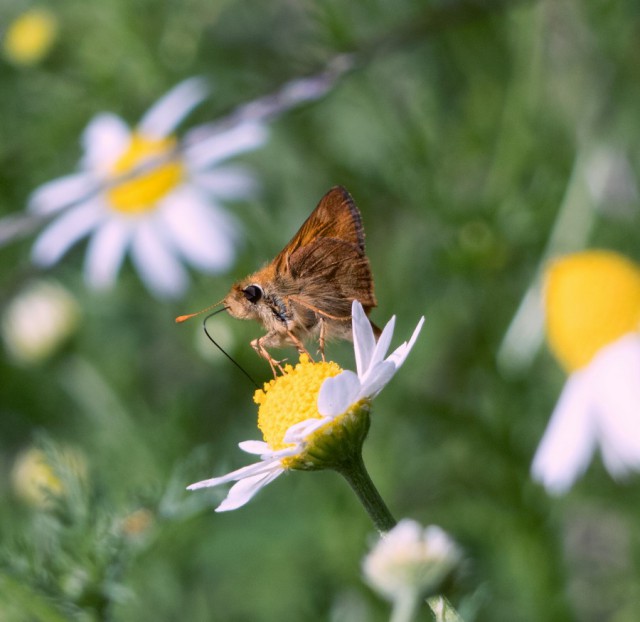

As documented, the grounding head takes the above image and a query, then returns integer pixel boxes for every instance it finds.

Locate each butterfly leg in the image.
[318,318,326,361]
[286,330,314,361]
[251,337,284,377]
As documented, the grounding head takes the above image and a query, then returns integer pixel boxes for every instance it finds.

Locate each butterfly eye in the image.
[242,284,263,304]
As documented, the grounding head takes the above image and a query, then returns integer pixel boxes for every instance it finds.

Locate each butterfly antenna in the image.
[202,309,260,390]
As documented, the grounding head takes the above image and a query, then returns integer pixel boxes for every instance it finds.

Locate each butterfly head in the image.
[224,281,266,320]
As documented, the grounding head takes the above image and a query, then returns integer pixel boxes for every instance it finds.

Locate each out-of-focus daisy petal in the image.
[531,372,597,494]
[318,370,361,417]
[589,334,640,476]
[83,217,132,290]
[363,519,462,602]
[81,113,131,172]
[352,300,377,378]
[32,202,104,266]
[157,188,237,272]
[28,173,97,215]
[192,165,259,199]
[185,122,267,170]
[27,77,265,300]
[130,220,188,299]
[138,77,209,139]
[216,467,284,512]
[532,251,640,492]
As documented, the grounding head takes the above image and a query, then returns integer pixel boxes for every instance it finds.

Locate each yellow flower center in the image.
[107,133,184,214]
[253,355,343,462]
[3,8,58,66]
[545,250,640,372]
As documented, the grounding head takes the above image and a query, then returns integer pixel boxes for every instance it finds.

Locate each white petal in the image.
[237,441,298,460]
[187,458,280,490]
[157,189,238,272]
[28,173,98,215]
[138,77,209,139]
[531,372,597,494]
[184,122,267,170]
[266,445,302,459]
[216,466,284,512]
[130,219,188,299]
[192,165,259,199]
[83,217,132,290]
[81,113,131,172]
[587,334,640,476]
[284,417,331,443]
[239,440,271,455]
[368,315,396,371]
[352,300,377,378]
[31,201,104,267]
[318,370,361,417]
[386,316,425,369]
[359,361,397,400]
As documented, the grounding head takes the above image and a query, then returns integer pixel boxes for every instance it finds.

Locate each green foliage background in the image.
[1,0,639,620]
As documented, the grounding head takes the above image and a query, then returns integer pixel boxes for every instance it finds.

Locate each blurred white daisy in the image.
[2,279,79,365]
[532,250,640,494]
[188,301,424,512]
[363,519,461,606]
[29,78,267,299]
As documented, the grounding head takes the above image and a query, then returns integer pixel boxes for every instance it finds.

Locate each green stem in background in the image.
[334,452,397,534]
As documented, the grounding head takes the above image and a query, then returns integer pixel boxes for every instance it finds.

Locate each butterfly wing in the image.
[272,186,366,273]
[288,237,377,319]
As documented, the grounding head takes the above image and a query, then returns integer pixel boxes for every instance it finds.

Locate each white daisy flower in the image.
[531,251,640,494]
[362,519,461,604]
[29,78,267,299]
[188,300,424,512]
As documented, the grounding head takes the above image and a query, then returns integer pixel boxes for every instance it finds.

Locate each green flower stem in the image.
[335,452,397,533]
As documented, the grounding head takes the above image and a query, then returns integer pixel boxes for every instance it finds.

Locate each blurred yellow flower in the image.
[532,250,640,494]
[545,250,640,372]
[11,447,86,507]
[2,279,79,365]
[3,8,58,66]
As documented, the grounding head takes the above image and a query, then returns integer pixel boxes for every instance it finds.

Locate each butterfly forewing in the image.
[273,186,366,273]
